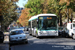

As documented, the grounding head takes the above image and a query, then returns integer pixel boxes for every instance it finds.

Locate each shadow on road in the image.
[9,40,34,50]
[9,42,75,50]
[36,36,71,39]
[9,38,34,46]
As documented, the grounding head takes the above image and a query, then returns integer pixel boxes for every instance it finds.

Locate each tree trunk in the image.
[0,22,1,31]
[1,22,3,31]
[59,10,62,26]
[71,12,73,23]
[1,22,5,31]
[67,9,69,23]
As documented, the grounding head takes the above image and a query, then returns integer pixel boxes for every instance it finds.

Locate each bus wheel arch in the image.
[72,33,75,40]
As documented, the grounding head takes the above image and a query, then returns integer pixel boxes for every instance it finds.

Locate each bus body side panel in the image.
[29,21,33,35]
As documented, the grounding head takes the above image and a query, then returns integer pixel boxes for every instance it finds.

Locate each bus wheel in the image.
[72,34,75,40]
[65,33,69,38]
[29,34,32,36]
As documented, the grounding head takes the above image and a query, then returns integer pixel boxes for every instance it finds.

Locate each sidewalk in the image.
[0,32,9,50]
[4,32,9,43]
[4,32,9,36]
[0,43,9,50]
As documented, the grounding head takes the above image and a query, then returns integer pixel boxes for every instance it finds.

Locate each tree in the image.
[24,0,75,26]
[66,0,75,22]
[25,0,44,16]
[11,0,19,2]
[0,0,18,31]
[47,0,67,26]
[18,8,31,26]
[68,0,75,12]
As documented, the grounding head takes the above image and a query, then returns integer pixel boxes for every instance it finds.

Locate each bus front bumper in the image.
[38,33,58,36]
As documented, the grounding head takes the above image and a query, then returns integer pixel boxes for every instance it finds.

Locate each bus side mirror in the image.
[37,20,38,24]
[37,21,38,24]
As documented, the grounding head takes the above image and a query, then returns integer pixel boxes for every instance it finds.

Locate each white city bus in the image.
[28,14,58,37]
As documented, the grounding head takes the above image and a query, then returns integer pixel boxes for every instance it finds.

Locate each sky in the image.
[16,0,28,8]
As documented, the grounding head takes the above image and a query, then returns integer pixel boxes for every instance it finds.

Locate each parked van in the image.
[66,23,75,39]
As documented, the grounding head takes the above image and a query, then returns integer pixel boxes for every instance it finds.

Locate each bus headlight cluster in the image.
[39,32,42,34]
[55,31,57,33]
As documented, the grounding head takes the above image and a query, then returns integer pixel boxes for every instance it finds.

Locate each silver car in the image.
[9,29,28,44]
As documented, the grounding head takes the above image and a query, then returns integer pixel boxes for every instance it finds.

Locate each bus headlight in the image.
[55,31,57,33]
[39,32,42,34]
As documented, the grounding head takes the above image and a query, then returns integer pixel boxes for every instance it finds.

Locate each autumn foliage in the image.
[11,0,19,2]
[18,8,31,26]
[19,0,75,26]
[0,0,19,31]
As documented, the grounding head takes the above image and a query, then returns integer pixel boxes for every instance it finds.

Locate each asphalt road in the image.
[0,43,9,50]
[1,33,75,50]
[9,34,75,50]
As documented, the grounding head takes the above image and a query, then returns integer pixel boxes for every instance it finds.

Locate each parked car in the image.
[19,27,25,31]
[24,27,29,31]
[9,29,28,44]
[58,27,63,36]
[0,31,4,43]
[8,27,18,32]
[62,27,69,37]
[66,23,75,39]
[24,27,29,34]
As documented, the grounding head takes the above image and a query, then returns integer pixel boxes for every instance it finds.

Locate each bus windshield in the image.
[38,16,57,30]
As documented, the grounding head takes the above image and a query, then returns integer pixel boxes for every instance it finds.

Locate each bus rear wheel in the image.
[29,33,32,36]
[72,34,75,40]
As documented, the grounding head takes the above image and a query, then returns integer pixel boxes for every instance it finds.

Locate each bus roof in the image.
[28,15,37,21]
[28,14,57,21]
